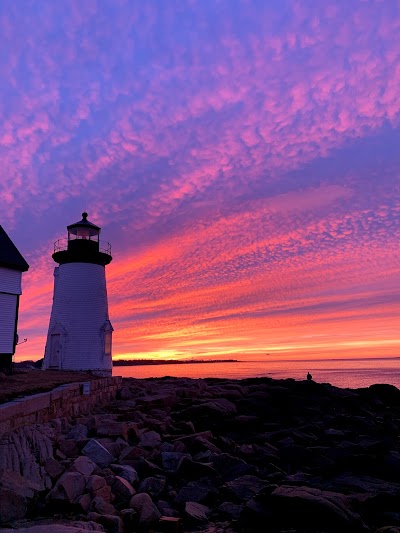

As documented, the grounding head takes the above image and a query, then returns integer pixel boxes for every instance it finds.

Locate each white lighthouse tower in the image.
[43,213,113,376]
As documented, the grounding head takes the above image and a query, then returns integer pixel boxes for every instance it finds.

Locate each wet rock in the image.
[82,439,114,468]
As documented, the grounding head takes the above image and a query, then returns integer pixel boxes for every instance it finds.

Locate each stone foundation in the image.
[0,376,122,438]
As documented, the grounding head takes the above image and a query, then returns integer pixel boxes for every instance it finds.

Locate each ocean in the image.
[113,357,400,389]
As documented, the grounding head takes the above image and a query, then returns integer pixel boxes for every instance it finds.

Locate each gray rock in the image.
[130,492,161,526]
[71,455,96,476]
[112,475,136,501]
[138,430,161,449]
[138,475,166,498]
[218,501,243,519]
[65,424,89,441]
[90,496,117,515]
[176,479,217,503]
[270,485,367,532]
[109,464,139,486]
[225,475,269,501]
[48,471,86,503]
[185,501,210,521]
[82,439,114,468]
[0,488,28,524]
[161,451,191,472]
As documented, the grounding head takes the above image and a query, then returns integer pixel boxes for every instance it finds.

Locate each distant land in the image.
[113,358,238,366]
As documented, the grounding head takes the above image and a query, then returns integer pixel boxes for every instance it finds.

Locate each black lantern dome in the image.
[53,212,112,266]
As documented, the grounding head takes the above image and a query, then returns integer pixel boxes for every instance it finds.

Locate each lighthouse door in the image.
[49,334,61,368]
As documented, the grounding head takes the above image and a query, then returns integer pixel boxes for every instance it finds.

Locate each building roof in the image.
[0,226,29,272]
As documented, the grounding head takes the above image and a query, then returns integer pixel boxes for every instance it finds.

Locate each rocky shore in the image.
[2,376,400,532]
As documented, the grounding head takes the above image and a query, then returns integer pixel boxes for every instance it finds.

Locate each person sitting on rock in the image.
[307,372,312,381]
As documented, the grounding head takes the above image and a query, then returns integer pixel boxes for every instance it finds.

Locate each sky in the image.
[1,0,400,363]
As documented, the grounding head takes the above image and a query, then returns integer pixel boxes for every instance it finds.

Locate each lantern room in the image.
[67,212,100,242]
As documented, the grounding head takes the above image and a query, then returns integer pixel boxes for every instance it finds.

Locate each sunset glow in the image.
[1,1,399,363]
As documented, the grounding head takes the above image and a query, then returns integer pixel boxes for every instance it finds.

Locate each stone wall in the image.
[0,376,122,438]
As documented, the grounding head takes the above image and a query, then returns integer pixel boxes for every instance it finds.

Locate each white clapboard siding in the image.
[0,267,22,295]
[43,263,112,374]
[0,293,17,353]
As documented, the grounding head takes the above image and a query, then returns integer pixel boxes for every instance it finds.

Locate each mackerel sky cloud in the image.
[2,0,399,362]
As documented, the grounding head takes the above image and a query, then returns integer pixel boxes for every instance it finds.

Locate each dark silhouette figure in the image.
[307,372,312,381]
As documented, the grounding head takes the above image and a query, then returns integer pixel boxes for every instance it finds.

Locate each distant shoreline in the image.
[113,359,238,366]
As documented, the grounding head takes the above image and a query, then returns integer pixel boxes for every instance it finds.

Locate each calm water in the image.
[113,357,400,389]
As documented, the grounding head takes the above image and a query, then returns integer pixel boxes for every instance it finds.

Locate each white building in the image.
[43,213,113,376]
[0,226,29,373]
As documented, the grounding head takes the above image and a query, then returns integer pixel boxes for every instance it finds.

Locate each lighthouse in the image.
[43,213,113,376]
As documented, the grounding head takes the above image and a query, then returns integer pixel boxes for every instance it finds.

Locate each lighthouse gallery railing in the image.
[54,238,112,256]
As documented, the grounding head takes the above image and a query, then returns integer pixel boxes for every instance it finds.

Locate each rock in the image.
[90,496,117,515]
[161,451,191,472]
[225,475,269,501]
[0,488,28,524]
[218,501,243,519]
[210,453,255,481]
[86,475,107,494]
[58,438,79,458]
[176,479,217,503]
[112,475,136,501]
[138,475,166,498]
[109,464,139,486]
[82,439,114,468]
[130,492,161,526]
[47,471,86,503]
[270,485,367,532]
[97,421,139,441]
[44,457,64,479]
[139,430,162,449]
[185,501,210,521]
[71,455,96,476]
[65,424,89,441]
[77,492,92,512]
[88,513,123,533]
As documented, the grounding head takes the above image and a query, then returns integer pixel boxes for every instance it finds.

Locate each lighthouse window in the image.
[104,330,112,356]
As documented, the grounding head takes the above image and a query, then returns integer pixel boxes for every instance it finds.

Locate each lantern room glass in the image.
[68,226,100,242]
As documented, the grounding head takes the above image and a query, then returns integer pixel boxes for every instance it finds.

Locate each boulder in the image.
[65,424,89,441]
[86,475,107,494]
[47,471,86,503]
[44,457,64,479]
[138,475,166,498]
[82,439,114,468]
[138,430,162,449]
[130,492,161,526]
[109,464,139,486]
[225,475,269,501]
[270,485,367,532]
[112,475,136,502]
[0,488,28,524]
[90,496,117,515]
[185,501,210,521]
[71,455,96,476]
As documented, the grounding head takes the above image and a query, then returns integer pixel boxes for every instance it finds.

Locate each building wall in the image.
[0,267,21,356]
[43,262,112,373]
[0,293,17,354]
[0,267,22,295]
